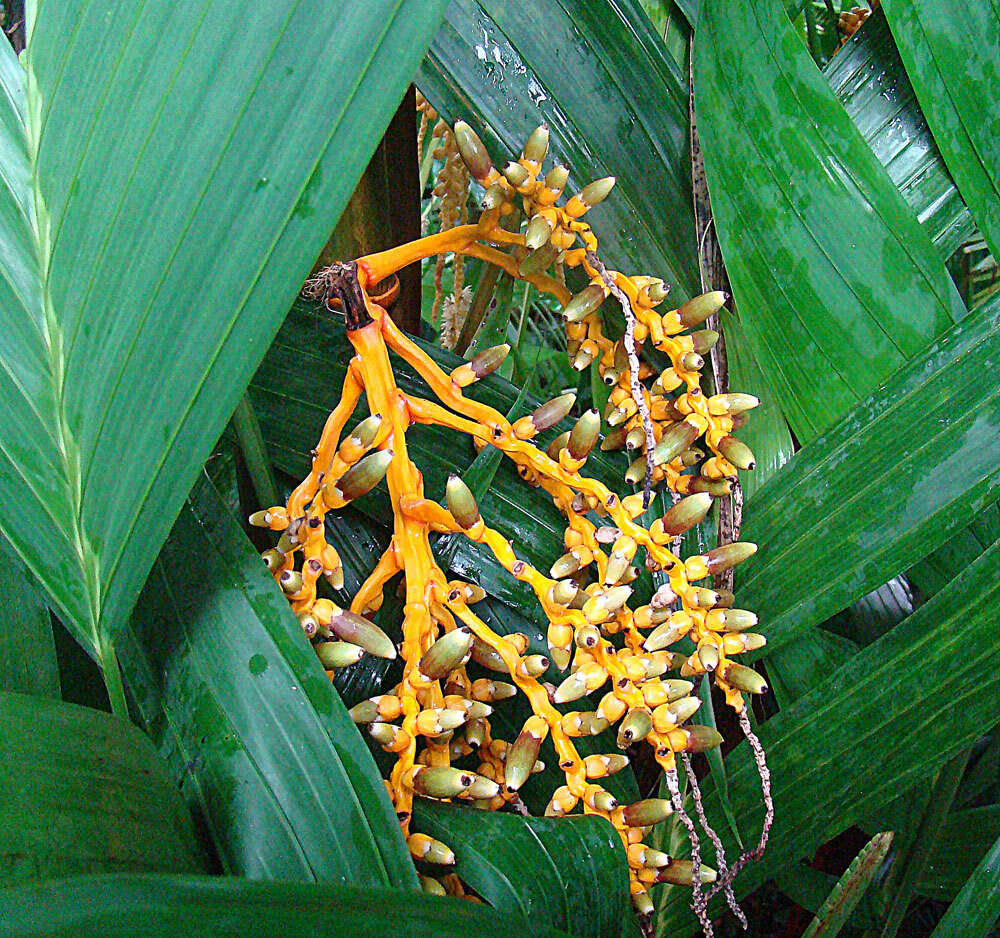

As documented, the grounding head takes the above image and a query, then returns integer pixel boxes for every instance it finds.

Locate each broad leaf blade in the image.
[883,0,1000,262]
[0,2,446,656]
[119,475,416,889]
[0,535,58,698]
[741,293,1000,656]
[0,873,574,938]
[414,800,630,938]
[0,690,204,882]
[695,0,966,441]
[824,9,976,259]
[419,0,700,303]
[930,830,1000,938]
[659,537,1000,930]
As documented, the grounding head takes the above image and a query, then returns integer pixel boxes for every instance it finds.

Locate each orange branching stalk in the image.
[252,120,770,933]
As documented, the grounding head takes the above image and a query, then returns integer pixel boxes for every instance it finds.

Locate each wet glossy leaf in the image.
[0,536,58,698]
[695,0,966,441]
[658,537,1000,930]
[419,0,700,303]
[930,829,1000,938]
[0,874,573,938]
[0,2,446,664]
[414,800,629,938]
[741,293,1000,656]
[824,9,976,259]
[0,691,204,883]
[118,475,416,889]
[883,0,1000,261]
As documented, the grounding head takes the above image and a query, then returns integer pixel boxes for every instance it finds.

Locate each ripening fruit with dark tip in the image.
[583,753,630,778]
[697,644,720,672]
[469,343,510,379]
[680,351,704,372]
[412,765,476,799]
[316,641,365,669]
[329,608,397,659]
[687,476,732,496]
[632,892,655,916]
[453,121,493,181]
[718,435,756,470]
[567,409,600,460]
[660,492,713,536]
[706,541,757,574]
[691,329,720,353]
[325,449,393,502]
[720,661,768,695]
[481,182,506,210]
[655,860,717,885]
[261,548,284,572]
[677,290,727,327]
[418,626,474,680]
[522,123,550,163]
[445,474,481,529]
[470,637,511,673]
[617,708,653,748]
[563,283,605,322]
[278,569,303,594]
[503,161,529,188]
[517,654,550,678]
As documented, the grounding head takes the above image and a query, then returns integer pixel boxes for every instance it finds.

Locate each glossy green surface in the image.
[419,0,700,302]
[720,310,794,502]
[741,293,1000,656]
[0,2,446,656]
[251,299,632,630]
[930,830,1000,938]
[695,0,966,441]
[917,805,1000,901]
[0,874,573,938]
[118,476,416,889]
[884,0,1000,261]
[414,800,629,938]
[0,691,204,882]
[824,10,976,259]
[658,538,1000,930]
[0,536,58,698]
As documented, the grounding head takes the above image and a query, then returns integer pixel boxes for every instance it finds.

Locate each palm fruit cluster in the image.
[449,119,761,498]
[254,118,768,926]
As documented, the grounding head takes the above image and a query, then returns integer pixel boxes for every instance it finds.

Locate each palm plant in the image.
[1,2,998,937]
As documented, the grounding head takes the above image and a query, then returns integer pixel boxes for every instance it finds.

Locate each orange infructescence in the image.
[252,121,766,917]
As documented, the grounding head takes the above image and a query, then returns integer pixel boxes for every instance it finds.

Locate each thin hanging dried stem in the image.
[681,752,747,929]
[666,767,713,938]
[586,250,656,507]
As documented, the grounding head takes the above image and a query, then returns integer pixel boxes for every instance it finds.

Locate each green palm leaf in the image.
[0,2,446,695]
